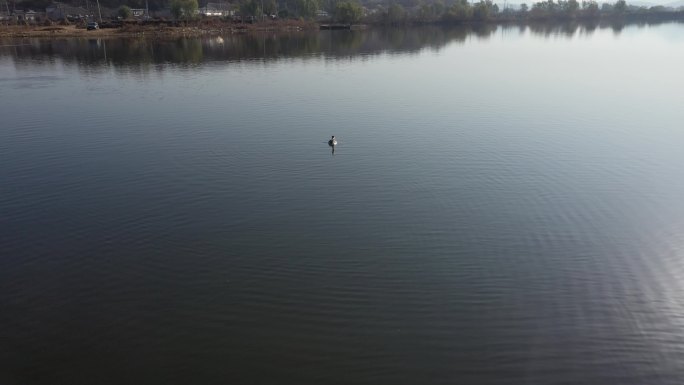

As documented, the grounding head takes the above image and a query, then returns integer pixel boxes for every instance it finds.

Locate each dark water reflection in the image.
[2,21,679,69]
[1,27,482,68]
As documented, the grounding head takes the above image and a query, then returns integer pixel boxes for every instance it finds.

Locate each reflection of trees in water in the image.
[524,19,635,37]
[164,39,204,63]
[0,21,676,72]
[471,24,498,39]
[0,28,470,72]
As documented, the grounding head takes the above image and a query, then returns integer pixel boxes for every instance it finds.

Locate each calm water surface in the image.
[2,23,684,385]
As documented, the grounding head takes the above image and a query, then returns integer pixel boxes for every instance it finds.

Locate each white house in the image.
[201,2,233,16]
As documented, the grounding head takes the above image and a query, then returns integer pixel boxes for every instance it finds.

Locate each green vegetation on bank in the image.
[117,4,132,18]
[364,0,684,24]
[170,0,199,19]
[3,0,684,26]
[235,0,678,25]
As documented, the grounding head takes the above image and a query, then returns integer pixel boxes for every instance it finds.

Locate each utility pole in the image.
[6,0,15,25]
[95,0,102,22]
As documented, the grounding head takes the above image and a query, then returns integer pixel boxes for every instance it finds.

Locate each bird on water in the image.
[328,136,337,146]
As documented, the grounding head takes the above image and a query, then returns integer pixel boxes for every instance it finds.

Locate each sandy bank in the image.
[0,20,319,38]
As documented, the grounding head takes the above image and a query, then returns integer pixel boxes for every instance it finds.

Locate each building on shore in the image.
[200,2,234,17]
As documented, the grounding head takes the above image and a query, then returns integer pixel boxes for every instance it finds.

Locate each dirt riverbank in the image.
[0,20,318,38]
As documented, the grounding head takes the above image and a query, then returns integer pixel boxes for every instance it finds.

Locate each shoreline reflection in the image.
[1,21,681,71]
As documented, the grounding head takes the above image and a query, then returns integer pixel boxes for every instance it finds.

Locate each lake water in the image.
[2,22,684,385]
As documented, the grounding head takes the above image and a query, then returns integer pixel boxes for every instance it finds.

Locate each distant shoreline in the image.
[0,15,682,39]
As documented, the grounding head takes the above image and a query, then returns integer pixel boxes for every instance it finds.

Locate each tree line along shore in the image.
[1,0,682,38]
